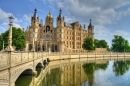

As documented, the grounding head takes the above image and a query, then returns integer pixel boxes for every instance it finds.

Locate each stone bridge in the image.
[0,51,130,86]
[0,51,49,86]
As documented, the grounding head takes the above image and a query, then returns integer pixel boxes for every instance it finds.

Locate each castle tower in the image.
[45,11,54,27]
[31,8,39,27]
[56,9,65,52]
[57,9,64,27]
[31,8,39,41]
[88,19,94,39]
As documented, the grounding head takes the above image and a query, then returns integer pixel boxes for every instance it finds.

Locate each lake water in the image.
[15,59,130,86]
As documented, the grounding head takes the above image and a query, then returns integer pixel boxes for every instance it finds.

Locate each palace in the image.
[25,8,94,52]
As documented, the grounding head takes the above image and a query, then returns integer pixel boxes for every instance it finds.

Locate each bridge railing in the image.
[0,52,47,71]
[49,52,130,61]
[0,51,130,71]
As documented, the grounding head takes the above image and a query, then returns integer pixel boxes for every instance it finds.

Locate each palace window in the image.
[54,34,56,38]
[40,35,42,38]
[60,29,62,32]
[54,30,56,33]
[46,34,50,38]
[59,34,61,38]
[40,30,42,33]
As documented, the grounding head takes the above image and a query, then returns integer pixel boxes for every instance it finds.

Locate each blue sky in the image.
[0,0,130,46]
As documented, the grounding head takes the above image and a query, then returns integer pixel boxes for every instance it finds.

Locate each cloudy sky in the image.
[0,0,130,46]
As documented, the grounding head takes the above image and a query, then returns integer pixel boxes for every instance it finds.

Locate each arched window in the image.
[46,26,50,32]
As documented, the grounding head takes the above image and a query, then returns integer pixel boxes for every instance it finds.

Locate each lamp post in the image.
[5,16,14,52]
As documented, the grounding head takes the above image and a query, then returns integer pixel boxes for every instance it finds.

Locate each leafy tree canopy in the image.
[0,27,26,50]
[82,37,95,51]
[94,39,109,49]
[111,35,130,52]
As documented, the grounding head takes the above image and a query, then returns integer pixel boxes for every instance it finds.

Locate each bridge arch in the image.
[13,65,33,85]
[34,60,43,69]
[35,62,43,77]
[15,69,33,86]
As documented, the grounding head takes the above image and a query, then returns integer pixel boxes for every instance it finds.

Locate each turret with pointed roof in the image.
[57,9,64,27]
[88,19,94,39]
[31,8,39,26]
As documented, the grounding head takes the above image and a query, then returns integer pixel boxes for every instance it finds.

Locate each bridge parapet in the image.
[0,52,47,71]
[0,52,9,70]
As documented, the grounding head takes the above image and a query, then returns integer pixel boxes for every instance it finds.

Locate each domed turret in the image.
[45,11,54,26]
[46,11,53,19]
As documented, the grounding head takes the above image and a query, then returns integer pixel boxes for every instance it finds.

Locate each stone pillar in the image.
[48,42,51,54]
[25,42,29,52]
[45,41,47,52]
[54,43,55,52]
[5,23,14,52]
[60,41,64,52]
[31,38,35,51]
[40,40,43,51]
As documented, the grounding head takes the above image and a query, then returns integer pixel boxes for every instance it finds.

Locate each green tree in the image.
[94,39,109,49]
[82,37,95,51]
[111,35,130,52]
[94,39,100,48]
[0,27,26,50]
[124,40,130,52]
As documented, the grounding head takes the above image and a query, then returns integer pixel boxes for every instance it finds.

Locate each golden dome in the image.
[46,12,53,18]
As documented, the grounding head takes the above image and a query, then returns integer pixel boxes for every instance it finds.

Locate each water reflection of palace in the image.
[41,62,88,86]
[15,59,130,86]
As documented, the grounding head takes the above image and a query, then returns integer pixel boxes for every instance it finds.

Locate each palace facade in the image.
[25,9,94,52]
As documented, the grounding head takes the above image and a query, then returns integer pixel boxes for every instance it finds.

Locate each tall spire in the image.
[88,19,93,28]
[34,8,37,16]
[59,8,62,17]
[49,10,50,14]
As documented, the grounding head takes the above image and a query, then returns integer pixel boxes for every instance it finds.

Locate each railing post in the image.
[124,51,126,60]
[69,52,71,63]
[95,51,96,62]
[117,52,118,60]
[79,52,80,61]
[103,52,104,59]
[28,51,29,61]
[21,52,22,62]
[110,51,112,60]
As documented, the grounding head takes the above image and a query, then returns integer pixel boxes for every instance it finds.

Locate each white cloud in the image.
[23,14,31,22]
[0,8,22,23]
[0,8,22,33]
[42,0,62,10]
[0,8,12,22]
[64,16,76,23]
[13,23,21,28]
[95,25,112,37]
[114,30,130,36]
[57,2,63,8]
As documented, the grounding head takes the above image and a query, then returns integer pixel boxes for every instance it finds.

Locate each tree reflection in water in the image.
[82,61,108,86]
[15,60,130,86]
[113,60,130,76]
